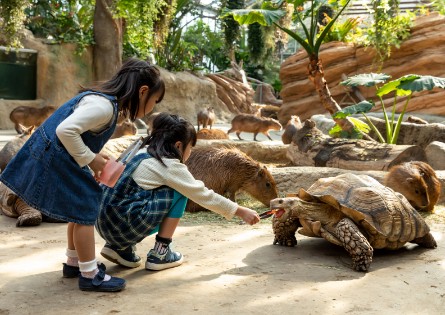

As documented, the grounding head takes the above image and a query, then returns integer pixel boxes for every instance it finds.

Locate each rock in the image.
[425,141,445,170]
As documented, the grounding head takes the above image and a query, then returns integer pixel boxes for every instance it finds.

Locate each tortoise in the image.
[270,173,437,271]
[0,182,65,227]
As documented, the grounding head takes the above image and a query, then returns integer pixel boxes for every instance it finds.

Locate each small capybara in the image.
[0,126,34,171]
[227,114,282,141]
[406,115,428,124]
[110,119,138,139]
[185,146,278,212]
[10,105,57,134]
[196,128,229,140]
[142,112,161,134]
[281,115,301,144]
[385,161,441,212]
[197,107,216,130]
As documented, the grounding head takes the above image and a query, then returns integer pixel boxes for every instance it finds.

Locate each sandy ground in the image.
[0,213,444,315]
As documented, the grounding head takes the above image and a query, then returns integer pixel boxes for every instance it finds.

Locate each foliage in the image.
[357,0,414,65]
[118,0,169,59]
[222,0,352,60]
[222,0,245,59]
[25,0,94,51]
[0,0,28,47]
[182,19,228,71]
[318,15,361,43]
[431,0,445,14]
[336,73,445,144]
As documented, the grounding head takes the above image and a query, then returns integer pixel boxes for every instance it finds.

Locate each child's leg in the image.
[146,191,186,271]
[73,223,126,292]
[66,222,78,265]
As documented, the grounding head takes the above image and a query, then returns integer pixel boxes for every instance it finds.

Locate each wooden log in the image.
[287,119,427,171]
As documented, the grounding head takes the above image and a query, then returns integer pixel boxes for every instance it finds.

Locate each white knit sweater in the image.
[132,153,238,220]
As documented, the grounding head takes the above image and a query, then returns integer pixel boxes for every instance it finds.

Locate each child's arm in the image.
[235,206,261,225]
[56,95,114,172]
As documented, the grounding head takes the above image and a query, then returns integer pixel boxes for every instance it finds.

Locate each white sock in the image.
[79,259,111,281]
[66,248,78,266]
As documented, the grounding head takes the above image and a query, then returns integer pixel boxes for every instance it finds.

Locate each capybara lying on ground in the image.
[110,119,138,139]
[385,161,441,212]
[196,128,229,140]
[197,107,216,130]
[185,146,278,212]
[9,105,56,134]
[227,114,282,141]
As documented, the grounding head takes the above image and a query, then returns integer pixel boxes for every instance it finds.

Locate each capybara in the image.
[281,115,301,144]
[385,161,441,212]
[406,115,428,124]
[227,114,282,141]
[110,119,138,139]
[0,126,34,171]
[197,107,216,130]
[9,105,56,134]
[196,128,229,140]
[185,146,278,212]
[142,112,161,134]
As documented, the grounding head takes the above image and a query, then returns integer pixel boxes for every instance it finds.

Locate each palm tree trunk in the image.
[307,57,374,141]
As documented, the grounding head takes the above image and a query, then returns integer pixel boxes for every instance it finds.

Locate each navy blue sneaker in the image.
[78,268,126,292]
[100,243,141,268]
[63,262,106,278]
[145,247,183,271]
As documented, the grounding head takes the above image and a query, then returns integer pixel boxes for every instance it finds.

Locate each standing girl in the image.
[96,113,261,272]
[0,58,165,292]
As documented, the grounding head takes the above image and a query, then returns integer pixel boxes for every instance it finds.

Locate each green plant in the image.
[336,73,445,144]
[318,15,361,43]
[0,0,28,47]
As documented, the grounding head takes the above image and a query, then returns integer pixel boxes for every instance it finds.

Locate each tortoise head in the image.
[269,197,303,222]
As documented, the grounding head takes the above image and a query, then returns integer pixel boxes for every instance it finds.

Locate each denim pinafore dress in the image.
[0,91,118,225]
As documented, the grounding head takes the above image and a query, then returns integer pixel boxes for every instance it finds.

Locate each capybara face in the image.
[267,119,282,131]
[241,165,278,206]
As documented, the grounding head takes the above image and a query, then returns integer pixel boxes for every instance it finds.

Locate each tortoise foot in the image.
[336,218,373,272]
[16,214,42,227]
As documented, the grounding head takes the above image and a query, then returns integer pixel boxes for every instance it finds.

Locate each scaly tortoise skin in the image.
[0,182,65,227]
[271,173,437,271]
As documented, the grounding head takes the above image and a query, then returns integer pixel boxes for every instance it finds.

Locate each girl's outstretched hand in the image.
[235,206,261,225]
[88,153,109,179]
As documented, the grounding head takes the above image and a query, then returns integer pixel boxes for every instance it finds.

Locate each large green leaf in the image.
[340,73,391,87]
[332,100,375,119]
[220,8,286,26]
[376,74,420,97]
[398,75,445,92]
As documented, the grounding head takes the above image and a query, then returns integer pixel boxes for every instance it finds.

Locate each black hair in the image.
[79,58,165,121]
[143,112,197,166]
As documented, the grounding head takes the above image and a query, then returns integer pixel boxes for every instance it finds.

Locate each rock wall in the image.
[279,13,445,124]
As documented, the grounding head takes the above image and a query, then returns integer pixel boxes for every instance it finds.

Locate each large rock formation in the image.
[279,13,445,124]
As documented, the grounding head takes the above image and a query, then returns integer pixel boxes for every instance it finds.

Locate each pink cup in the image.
[98,158,125,188]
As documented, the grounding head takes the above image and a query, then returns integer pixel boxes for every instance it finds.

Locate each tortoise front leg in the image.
[15,198,42,227]
[272,216,301,247]
[336,218,373,272]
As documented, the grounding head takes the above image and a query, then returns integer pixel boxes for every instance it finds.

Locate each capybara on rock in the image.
[196,128,229,140]
[185,146,278,212]
[9,105,56,134]
[281,115,301,144]
[110,119,138,139]
[227,114,282,141]
[197,107,216,130]
[385,161,441,212]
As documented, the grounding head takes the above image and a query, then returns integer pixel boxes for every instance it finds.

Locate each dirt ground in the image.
[0,210,444,315]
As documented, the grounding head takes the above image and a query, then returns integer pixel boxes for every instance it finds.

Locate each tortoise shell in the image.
[285,173,431,250]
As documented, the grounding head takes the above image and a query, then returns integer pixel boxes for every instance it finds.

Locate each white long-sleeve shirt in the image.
[56,95,115,167]
[132,153,239,220]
